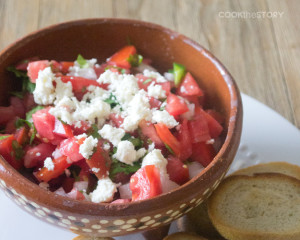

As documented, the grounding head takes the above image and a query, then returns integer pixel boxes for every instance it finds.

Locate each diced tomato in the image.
[139,120,164,147]
[107,45,137,69]
[154,123,181,157]
[67,188,85,200]
[14,126,29,145]
[94,63,108,78]
[177,119,192,161]
[10,97,25,118]
[0,106,16,125]
[60,76,102,92]
[32,107,63,145]
[27,60,50,83]
[136,75,155,90]
[190,142,216,167]
[23,93,36,112]
[177,72,203,97]
[188,107,210,143]
[202,110,223,138]
[53,118,74,139]
[157,81,171,96]
[59,61,74,74]
[109,113,124,128]
[206,109,225,125]
[166,155,189,185]
[130,165,162,201]
[24,143,56,168]
[165,94,189,116]
[85,141,111,179]
[0,135,23,170]
[35,156,71,182]
[183,95,201,107]
[148,97,162,109]
[71,121,91,135]
[59,137,84,163]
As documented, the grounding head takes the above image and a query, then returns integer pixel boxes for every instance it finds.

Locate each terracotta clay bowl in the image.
[0,19,242,238]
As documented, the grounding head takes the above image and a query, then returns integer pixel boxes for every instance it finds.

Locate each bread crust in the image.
[208,173,300,240]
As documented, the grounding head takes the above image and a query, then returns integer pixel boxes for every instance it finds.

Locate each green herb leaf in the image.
[24,80,36,93]
[77,54,88,68]
[7,66,27,78]
[0,135,10,141]
[29,126,37,145]
[87,124,100,139]
[26,105,44,121]
[121,133,143,149]
[109,158,141,181]
[7,66,36,93]
[9,91,24,99]
[15,118,32,129]
[165,143,175,155]
[104,93,120,109]
[11,140,24,160]
[128,54,143,67]
[143,79,152,85]
[173,62,186,87]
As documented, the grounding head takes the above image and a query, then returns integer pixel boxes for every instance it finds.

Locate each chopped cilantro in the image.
[7,66,27,78]
[128,54,143,67]
[109,158,141,181]
[104,93,120,109]
[7,66,36,94]
[143,78,152,85]
[165,143,175,155]
[11,140,24,160]
[15,118,32,129]
[30,126,37,145]
[121,133,143,149]
[87,124,100,139]
[76,54,88,68]
[26,105,44,121]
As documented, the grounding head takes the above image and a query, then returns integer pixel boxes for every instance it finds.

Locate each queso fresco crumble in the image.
[0,45,224,203]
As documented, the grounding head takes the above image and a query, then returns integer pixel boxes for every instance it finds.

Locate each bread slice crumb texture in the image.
[208,173,300,240]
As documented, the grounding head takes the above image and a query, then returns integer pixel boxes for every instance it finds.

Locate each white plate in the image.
[1,94,300,240]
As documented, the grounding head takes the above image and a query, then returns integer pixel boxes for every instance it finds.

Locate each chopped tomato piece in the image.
[154,123,181,157]
[177,119,192,161]
[109,113,124,128]
[139,120,164,147]
[130,165,162,201]
[206,109,225,125]
[85,141,111,179]
[190,142,216,167]
[166,155,189,185]
[157,82,171,96]
[35,156,71,182]
[202,110,223,138]
[136,75,155,90]
[107,45,137,69]
[15,57,39,71]
[14,126,29,145]
[23,93,36,112]
[71,121,91,135]
[59,137,84,163]
[148,97,162,109]
[188,107,211,143]
[59,61,74,74]
[24,143,56,168]
[165,94,189,116]
[53,118,74,139]
[177,72,203,97]
[60,76,102,92]
[0,135,23,170]
[27,60,50,83]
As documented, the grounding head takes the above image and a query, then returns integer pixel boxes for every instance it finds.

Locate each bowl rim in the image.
[0,18,242,216]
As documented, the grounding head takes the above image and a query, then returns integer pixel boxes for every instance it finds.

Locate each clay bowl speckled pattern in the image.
[0,19,242,238]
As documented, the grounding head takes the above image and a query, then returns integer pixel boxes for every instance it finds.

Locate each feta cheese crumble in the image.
[44,157,55,171]
[147,82,166,99]
[98,124,125,146]
[152,110,178,128]
[142,149,168,173]
[113,141,145,165]
[68,58,97,80]
[89,178,117,203]
[143,69,167,83]
[79,136,98,159]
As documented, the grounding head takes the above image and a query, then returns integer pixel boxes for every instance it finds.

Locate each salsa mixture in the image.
[0,45,224,203]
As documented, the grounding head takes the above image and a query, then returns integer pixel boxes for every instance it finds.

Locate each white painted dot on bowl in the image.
[203,188,210,196]
[58,222,68,228]
[121,224,132,230]
[82,228,92,233]
[42,207,50,213]
[30,202,40,209]
[154,214,162,219]
[180,203,187,209]
[18,198,26,205]
[91,224,101,229]
[126,228,136,232]
[34,212,42,218]
[185,207,193,213]
[24,206,32,213]
[138,225,148,230]
[19,194,27,201]
[11,189,17,195]
[163,218,173,223]
[99,220,108,224]
[166,210,173,214]
[127,219,137,224]
[171,210,180,217]
[46,218,55,224]
[112,229,121,233]
[15,200,21,206]
[81,218,90,223]
[113,219,125,225]
[212,180,220,190]
[140,216,151,222]
[98,229,108,233]
[0,179,6,187]
[68,216,76,221]
[70,226,79,230]
[145,220,155,226]
[190,198,196,204]
[54,212,63,218]
[151,222,161,227]
[62,219,71,225]
[37,209,46,216]
[196,198,203,204]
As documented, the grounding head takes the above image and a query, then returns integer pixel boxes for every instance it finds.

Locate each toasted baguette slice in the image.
[163,232,208,240]
[231,161,300,180]
[208,173,300,240]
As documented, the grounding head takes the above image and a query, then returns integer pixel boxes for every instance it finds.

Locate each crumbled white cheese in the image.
[152,110,178,128]
[79,136,98,159]
[82,85,110,102]
[54,77,74,104]
[143,69,167,83]
[89,178,117,203]
[103,143,111,151]
[36,152,41,157]
[68,58,97,80]
[75,133,87,139]
[44,157,55,171]
[113,140,138,165]
[147,82,166,99]
[52,148,63,159]
[33,67,56,105]
[142,149,168,174]
[164,72,174,81]
[136,148,147,159]
[98,124,125,146]
[92,168,100,173]
[148,142,155,151]
[122,90,152,131]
